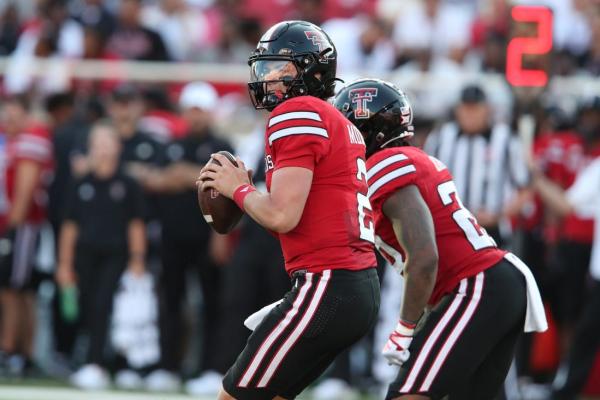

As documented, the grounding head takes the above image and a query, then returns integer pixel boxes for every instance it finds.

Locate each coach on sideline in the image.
[531,156,600,399]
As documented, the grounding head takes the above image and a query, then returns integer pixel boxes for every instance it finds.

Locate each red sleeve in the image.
[14,127,52,164]
[366,149,417,209]
[266,99,330,171]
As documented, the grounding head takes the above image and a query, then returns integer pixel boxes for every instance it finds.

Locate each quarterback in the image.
[199,21,379,400]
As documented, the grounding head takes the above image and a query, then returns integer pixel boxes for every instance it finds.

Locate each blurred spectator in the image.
[582,6,600,75]
[469,0,510,49]
[130,82,232,392]
[425,84,529,245]
[465,30,507,73]
[292,0,325,25]
[69,86,163,250]
[57,121,146,390]
[4,0,84,94]
[531,147,600,399]
[532,97,600,355]
[0,2,21,55]
[197,16,260,63]
[106,85,163,172]
[106,0,169,61]
[102,86,164,277]
[322,16,395,77]
[550,0,592,60]
[141,0,210,61]
[46,92,89,240]
[81,26,116,60]
[139,85,188,143]
[71,27,122,98]
[70,0,116,39]
[320,0,377,20]
[45,91,89,365]
[0,96,53,376]
[35,0,85,58]
[235,0,296,28]
[392,0,473,69]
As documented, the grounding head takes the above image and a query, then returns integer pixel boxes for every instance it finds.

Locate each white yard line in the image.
[0,386,209,400]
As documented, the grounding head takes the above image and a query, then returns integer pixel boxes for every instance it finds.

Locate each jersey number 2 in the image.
[437,181,496,250]
[356,158,375,243]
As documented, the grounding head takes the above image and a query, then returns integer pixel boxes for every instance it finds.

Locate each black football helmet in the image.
[247,20,337,111]
[333,78,414,158]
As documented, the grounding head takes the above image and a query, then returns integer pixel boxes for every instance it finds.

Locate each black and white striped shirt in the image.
[424,122,529,216]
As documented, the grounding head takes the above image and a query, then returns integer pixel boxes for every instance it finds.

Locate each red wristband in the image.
[395,319,416,336]
[233,184,256,211]
[399,319,417,329]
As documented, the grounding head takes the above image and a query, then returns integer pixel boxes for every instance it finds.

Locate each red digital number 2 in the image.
[506,6,553,87]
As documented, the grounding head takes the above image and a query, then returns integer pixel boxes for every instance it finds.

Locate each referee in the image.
[425,84,530,244]
[532,156,600,399]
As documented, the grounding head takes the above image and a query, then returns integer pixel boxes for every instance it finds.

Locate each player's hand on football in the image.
[198,153,251,199]
[382,320,415,366]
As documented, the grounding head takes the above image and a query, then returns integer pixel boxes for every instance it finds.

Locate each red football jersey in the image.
[0,125,53,232]
[367,146,506,305]
[533,131,600,243]
[264,96,376,275]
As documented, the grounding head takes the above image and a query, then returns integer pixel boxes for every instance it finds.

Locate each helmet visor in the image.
[250,59,298,83]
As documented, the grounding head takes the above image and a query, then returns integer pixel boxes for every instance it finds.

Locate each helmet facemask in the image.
[248,49,336,111]
[360,100,414,158]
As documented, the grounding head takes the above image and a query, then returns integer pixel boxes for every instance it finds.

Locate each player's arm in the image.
[129,161,201,193]
[56,220,79,287]
[127,219,146,276]
[532,159,600,218]
[382,185,439,323]
[531,170,573,217]
[199,153,312,233]
[7,160,42,226]
[240,167,312,233]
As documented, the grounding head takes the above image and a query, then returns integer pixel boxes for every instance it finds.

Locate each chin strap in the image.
[379,130,414,150]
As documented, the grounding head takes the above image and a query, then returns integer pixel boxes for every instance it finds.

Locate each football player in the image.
[333,79,547,400]
[199,21,379,400]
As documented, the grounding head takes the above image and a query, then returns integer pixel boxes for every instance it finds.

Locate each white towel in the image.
[111,272,160,368]
[244,299,283,331]
[504,253,548,333]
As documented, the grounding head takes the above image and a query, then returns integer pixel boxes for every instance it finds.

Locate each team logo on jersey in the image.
[348,88,378,119]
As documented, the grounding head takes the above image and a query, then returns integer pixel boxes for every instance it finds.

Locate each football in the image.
[198,150,244,234]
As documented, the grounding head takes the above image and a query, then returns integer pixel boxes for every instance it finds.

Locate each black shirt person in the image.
[56,121,146,389]
[133,82,233,385]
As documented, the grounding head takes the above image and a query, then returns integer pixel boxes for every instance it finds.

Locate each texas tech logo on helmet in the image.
[349,88,378,119]
[304,31,325,52]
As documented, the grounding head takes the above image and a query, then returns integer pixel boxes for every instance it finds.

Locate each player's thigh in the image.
[0,225,39,290]
[387,262,526,400]
[223,269,379,399]
[448,322,522,400]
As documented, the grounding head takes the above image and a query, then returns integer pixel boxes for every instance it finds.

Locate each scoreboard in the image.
[506,6,553,87]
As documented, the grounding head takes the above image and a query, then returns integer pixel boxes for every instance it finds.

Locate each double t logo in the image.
[348,88,378,119]
[304,31,325,52]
